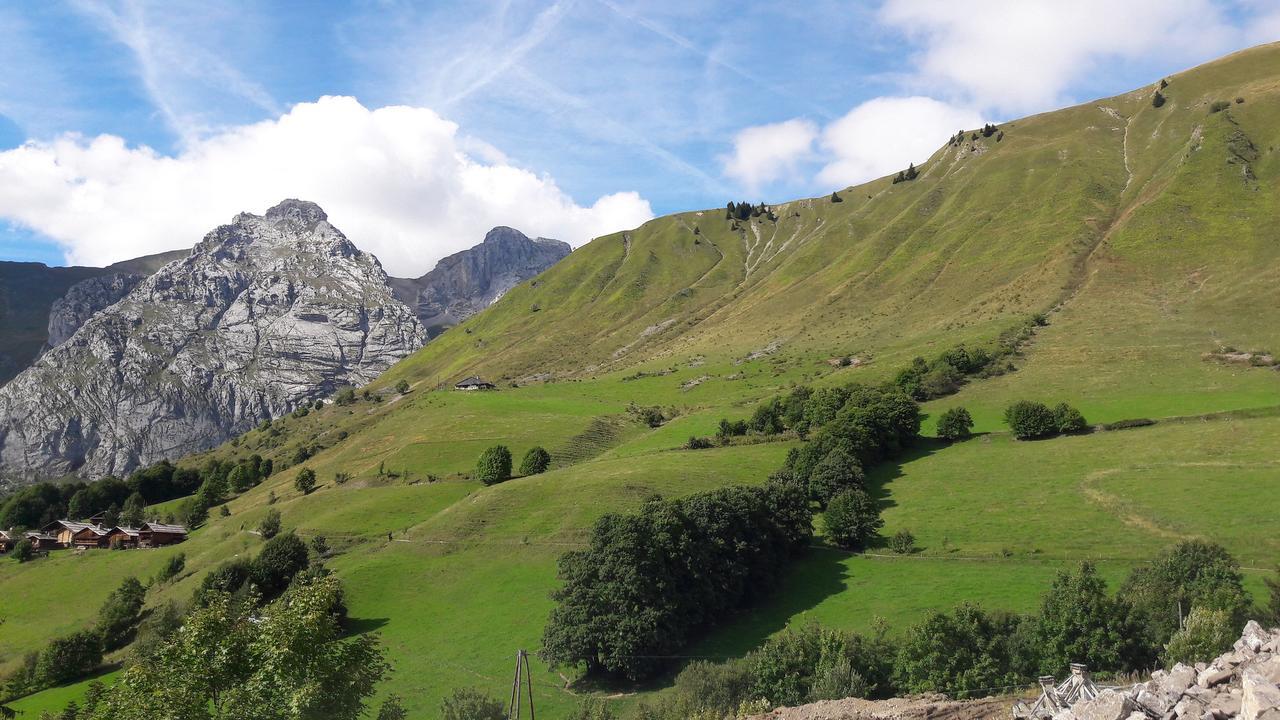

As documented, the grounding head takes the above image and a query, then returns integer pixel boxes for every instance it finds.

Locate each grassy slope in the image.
[5,43,1280,718]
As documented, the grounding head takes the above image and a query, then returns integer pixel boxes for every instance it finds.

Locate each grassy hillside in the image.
[4,42,1280,719]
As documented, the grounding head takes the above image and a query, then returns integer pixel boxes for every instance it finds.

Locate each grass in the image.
[5,41,1280,718]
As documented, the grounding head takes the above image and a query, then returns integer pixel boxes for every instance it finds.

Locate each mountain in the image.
[5,43,1280,719]
[0,200,427,483]
[0,250,185,385]
[389,226,570,336]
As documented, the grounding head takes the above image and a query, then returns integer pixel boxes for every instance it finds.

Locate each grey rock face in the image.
[0,199,426,482]
[392,226,569,334]
[43,272,147,351]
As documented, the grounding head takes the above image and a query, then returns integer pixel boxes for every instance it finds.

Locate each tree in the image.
[295,467,317,495]
[476,445,512,485]
[121,492,147,527]
[1004,401,1058,439]
[1265,567,1280,625]
[11,538,35,563]
[441,687,506,720]
[227,465,253,493]
[93,575,387,720]
[102,503,120,527]
[97,576,147,651]
[1152,91,1166,108]
[179,498,208,528]
[394,379,411,395]
[936,407,974,441]
[335,386,356,405]
[893,604,1021,698]
[823,488,882,550]
[250,532,310,600]
[377,695,409,720]
[519,446,552,476]
[35,631,102,688]
[1163,606,1236,667]
[566,697,617,720]
[259,509,282,539]
[1033,562,1137,675]
[1053,403,1088,434]
[889,530,916,555]
[311,534,330,559]
[155,552,186,584]
[807,449,865,508]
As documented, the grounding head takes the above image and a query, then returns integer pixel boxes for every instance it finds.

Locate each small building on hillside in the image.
[42,520,94,548]
[106,527,141,549]
[24,531,59,551]
[71,525,111,550]
[454,376,496,391]
[139,522,188,547]
[0,529,14,553]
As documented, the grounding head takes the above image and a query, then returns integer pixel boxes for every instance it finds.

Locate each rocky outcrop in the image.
[391,226,569,335]
[0,200,426,483]
[1030,623,1280,720]
[43,272,147,351]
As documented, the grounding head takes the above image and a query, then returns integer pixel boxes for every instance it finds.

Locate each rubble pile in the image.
[1024,622,1280,720]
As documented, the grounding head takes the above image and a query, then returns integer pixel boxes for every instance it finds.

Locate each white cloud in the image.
[721,118,818,193]
[817,96,983,188]
[0,96,653,276]
[879,0,1238,114]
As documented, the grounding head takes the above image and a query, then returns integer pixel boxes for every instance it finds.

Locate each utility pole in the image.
[508,649,536,720]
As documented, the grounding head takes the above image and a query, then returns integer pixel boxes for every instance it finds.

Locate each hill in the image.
[3,42,1280,719]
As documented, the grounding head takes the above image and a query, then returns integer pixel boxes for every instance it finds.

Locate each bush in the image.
[96,576,146,651]
[155,552,186,583]
[667,660,754,719]
[259,509,282,539]
[1152,91,1166,108]
[893,604,1022,698]
[685,436,714,450]
[475,445,512,485]
[823,488,882,551]
[1004,401,1058,439]
[1053,403,1088,433]
[250,532,310,600]
[310,534,330,559]
[1209,100,1230,114]
[807,449,865,508]
[441,687,505,720]
[34,631,103,688]
[194,559,253,605]
[11,538,35,563]
[519,446,552,476]
[394,379,410,395]
[1102,418,1156,431]
[334,471,351,485]
[565,697,617,720]
[1163,606,1236,667]
[889,530,916,555]
[541,483,812,680]
[935,407,974,441]
[294,467,317,495]
[334,386,356,405]
[1032,562,1138,675]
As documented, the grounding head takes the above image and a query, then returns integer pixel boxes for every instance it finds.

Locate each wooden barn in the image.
[71,525,110,550]
[106,527,141,549]
[454,376,496,391]
[0,529,14,553]
[24,531,59,551]
[139,522,188,547]
[42,520,94,548]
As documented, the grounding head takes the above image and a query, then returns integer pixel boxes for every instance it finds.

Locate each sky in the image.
[0,1,1277,277]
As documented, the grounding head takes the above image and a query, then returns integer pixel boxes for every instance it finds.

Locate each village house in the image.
[106,526,141,549]
[42,519,94,547]
[138,522,188,547]
[24,531,59,551]
[454,376,496,391]
[71,525,111,550]
[0,529,14,553]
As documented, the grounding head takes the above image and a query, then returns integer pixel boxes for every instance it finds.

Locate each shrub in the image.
[1053,403,1088,433]
[889,530,916,555]
[935,407,974,441]
[294,467,317,495]
[823,488,882,551]
[685,436,714,450]
[475,445,512,485]
[1163,606,1236,667]
[259,509,282,539]
[893,604,1022,698]
[310,534,330,559]
[1152,91,1166,108]
[566,697,617,720]
[1004,401,1058,439]
[1032,562,1138,675]
[334,386,356,405]
[250,532,310,600]
[441,687,506,720]
[377,695,408,720]
[807,449,865,508]
[1209,100,1230,114]
[96,576,146,651]
[668,660,754,719]
[34,631,103,688]
[11,538,35,563]
[195,559,253,605]
[155,552,186,583]
[1102,418,1156,431]
[394,379,410,395]
[334,471,351,485]
[519,446,552,475]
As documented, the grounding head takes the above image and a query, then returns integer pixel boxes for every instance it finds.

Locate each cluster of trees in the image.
[541,483,813,681]
[892,338,1027,402]
[725,201,774,221]
[475,445,552,484]
[1004,401,1088,439]
[195,531,314,607]
[632,541,1276,719]
[891,163,919,184]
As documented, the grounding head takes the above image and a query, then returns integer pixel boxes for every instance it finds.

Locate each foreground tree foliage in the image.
[89,576,386,720]
[541,483,812,680]
[893,603,1025,698]
[440,687,506,720]
[1032,562,1138,675]
[96,577,147,651]
[1163,606,1237,667]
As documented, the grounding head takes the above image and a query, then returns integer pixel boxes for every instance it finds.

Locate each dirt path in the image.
[747,693,1014,720]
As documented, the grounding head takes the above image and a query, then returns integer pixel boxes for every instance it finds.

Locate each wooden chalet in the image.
[24,531,59,551]
[454,376,496,391]
[42,520,95,548]
[0,529,14,553]
[139,522,188,547]
[106,527,141,549]
[70,525,111,550]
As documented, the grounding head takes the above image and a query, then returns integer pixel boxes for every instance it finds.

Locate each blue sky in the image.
[0,1,1276,275]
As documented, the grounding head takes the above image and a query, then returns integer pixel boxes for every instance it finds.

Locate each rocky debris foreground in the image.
[748,693,1010,720]
[0,199,427,482]
[1040,622,1280,720]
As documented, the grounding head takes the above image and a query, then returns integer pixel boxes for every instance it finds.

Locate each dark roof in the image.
[44,519,93,533]
[25,532,56,541]
[141,522,188,535]
[455,376,494,387]
[110,527,141,537]
[73,525,109,537]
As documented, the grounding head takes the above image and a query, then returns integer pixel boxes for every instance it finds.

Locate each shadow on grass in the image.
[344,616,390,637]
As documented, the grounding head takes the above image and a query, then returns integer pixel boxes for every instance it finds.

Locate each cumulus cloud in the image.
[0,96,653,276]
[817,97,983,188]
[721,118,818,193]
[879,0,1239,114]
